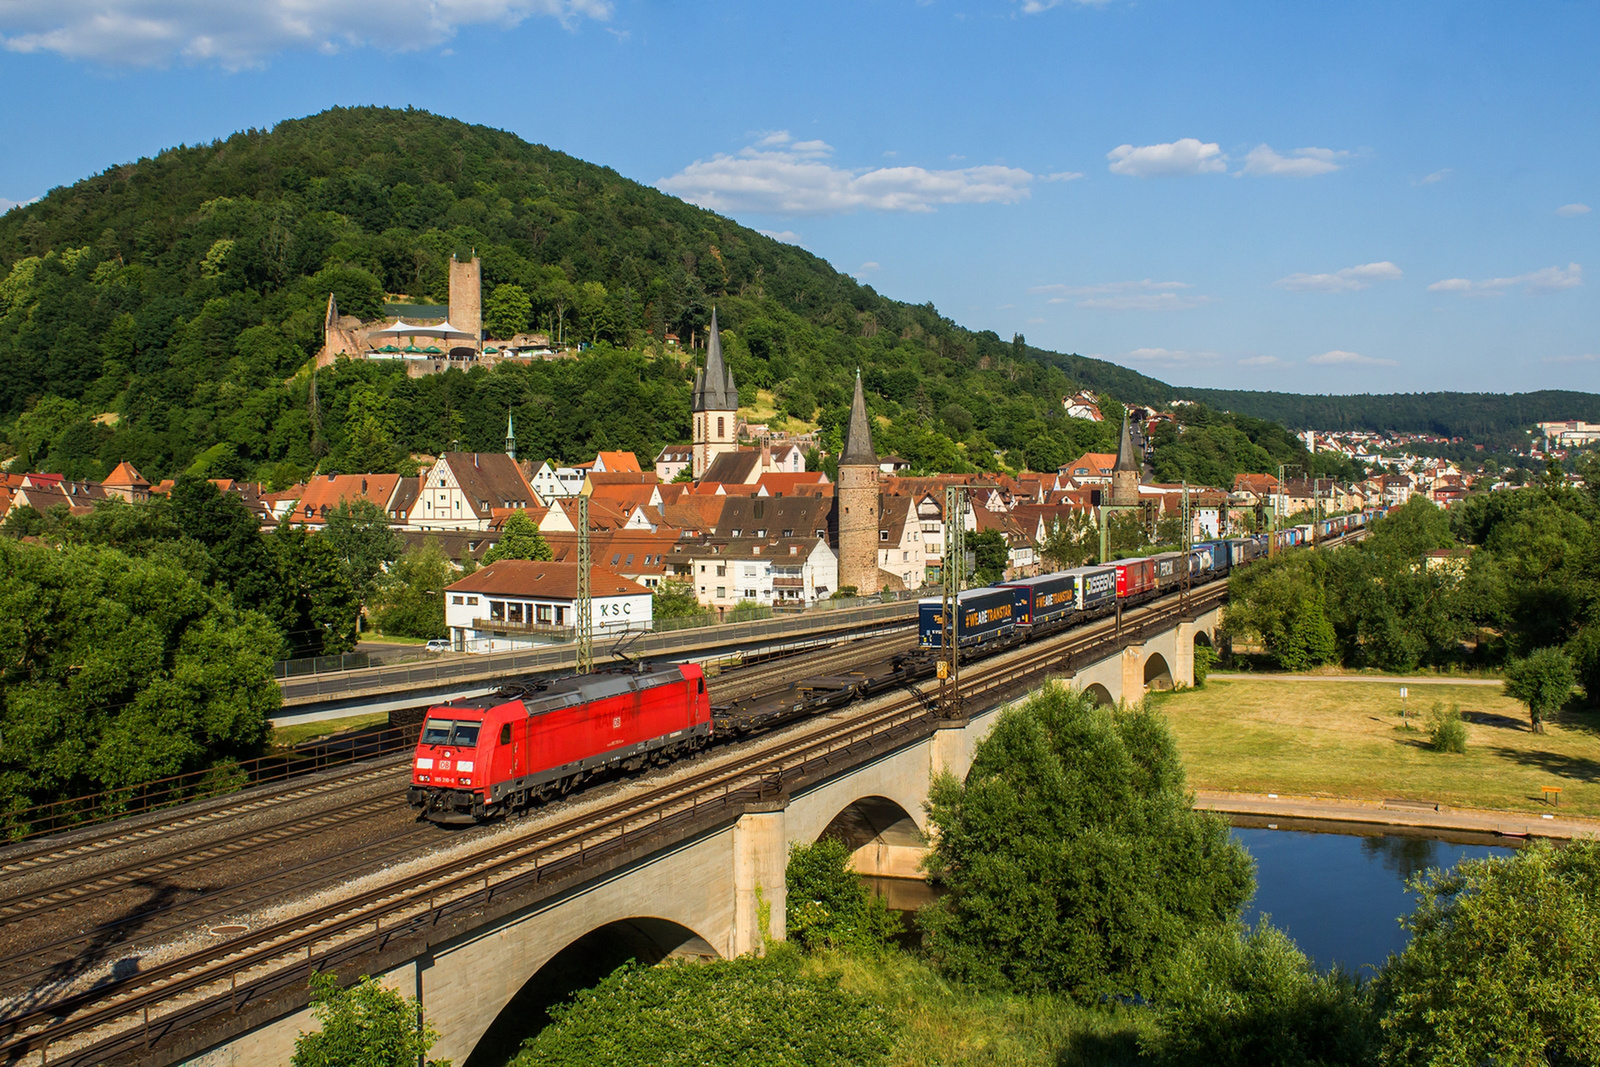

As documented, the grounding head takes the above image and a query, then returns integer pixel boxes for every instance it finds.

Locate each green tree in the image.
[1223,554,1337,671]
[968,527,1009,585]
[1503,646,1575,732]
[920,683,1255,999]
[511,953,894,1067]
[0,538,279,816]
[1039,513,1097,570]
[292,972,447,1067]
[484,283,533,339]
[269,525,361,657]
[1375,841,1600,1066]
[481,509,552,565]
[321,500,402,623]
[650,580,703,620]
[1148,922,1375,1067]
[373,541,452,639]
[786,838,902,953]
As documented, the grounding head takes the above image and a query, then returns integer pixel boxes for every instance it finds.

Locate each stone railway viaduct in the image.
[184,602,1221,1067]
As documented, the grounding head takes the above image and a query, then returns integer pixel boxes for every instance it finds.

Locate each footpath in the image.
[1195,790,1600,841]
[1207,672,1501,687]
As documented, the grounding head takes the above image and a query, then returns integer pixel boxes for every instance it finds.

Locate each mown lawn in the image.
[1151,678,1600,817]
[270,711,391,749]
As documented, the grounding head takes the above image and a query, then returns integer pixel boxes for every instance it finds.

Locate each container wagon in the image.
[1111,557,1158,601]
[1001,572,1080,629]
[918,587,1025,649]
[1063,565,1118,616]
[1150,551,1186,593]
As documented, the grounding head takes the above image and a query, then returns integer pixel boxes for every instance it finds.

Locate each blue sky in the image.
[1,0,1594,395]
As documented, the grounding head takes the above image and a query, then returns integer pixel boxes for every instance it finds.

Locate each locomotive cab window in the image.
[421,719,453,745]
[697,678,705,694]
[451,721,481,747]
[499,723,512,745]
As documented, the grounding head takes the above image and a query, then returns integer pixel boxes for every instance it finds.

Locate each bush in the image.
[1147,922,1376,1067]
[1374,841,1600,1065]
[1424,702,1467,753]
[513,951,895,1067]
[920,684,1255,1000]
[786,838,902,953]
[1193,643,1218,686]
[292,972,446,1067]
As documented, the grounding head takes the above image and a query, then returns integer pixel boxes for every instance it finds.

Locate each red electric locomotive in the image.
[408,665,712,823]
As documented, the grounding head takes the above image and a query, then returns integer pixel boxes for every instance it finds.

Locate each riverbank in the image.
[1152,676,1600,817]
[1196,789,1600,840]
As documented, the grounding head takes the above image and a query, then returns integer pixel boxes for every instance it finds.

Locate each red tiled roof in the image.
[292,474,402,524]
[445,561,647,599]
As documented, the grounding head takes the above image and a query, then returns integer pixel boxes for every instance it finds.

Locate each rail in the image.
[0,725,421,844]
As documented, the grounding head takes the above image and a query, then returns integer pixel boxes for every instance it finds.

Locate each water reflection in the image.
[1234,822,1514,974]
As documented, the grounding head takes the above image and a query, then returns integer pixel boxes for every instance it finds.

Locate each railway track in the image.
[0,585,1222,1067]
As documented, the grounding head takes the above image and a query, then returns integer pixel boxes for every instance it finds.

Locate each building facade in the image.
[691,309,739,480]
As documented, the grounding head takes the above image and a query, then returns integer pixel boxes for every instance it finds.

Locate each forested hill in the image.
[0,106,1577,488]
[0,106,1185,484]
[1176,388,1600,443]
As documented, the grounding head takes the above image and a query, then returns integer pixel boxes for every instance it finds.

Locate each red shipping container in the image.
[1111,557,1156,599]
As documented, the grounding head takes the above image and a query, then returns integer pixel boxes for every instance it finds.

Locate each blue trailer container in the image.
[1063,565,1118,612]
[918,587,1024,649]
[1001,571,1080,627]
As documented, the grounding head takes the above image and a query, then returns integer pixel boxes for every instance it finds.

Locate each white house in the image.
[528,461,587,500]
[676,537,837,611]
[655,446,693,483]
[443,560,652,653]
[407,453,538,532]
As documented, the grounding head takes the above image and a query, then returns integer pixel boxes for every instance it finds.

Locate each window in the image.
[490,601,505,621]
[717,416,725,437]
[716,564,727,577]
[452,595,464,604]
[499,724,512,745]
[467,596,478,606]
[880,530,889,541]
[612,554,621,566]
[626,554,635,566]
[744,589,757,599]
[716,586,726,598]
[537,605,553,624]
[508,603,524,624]
[555,606,566,624]
[903,551,910,561]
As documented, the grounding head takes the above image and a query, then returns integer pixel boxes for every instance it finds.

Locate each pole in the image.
[576,493,593,674]
[941,485,966,716]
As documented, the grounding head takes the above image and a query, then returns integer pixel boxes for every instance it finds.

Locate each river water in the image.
[1233,817,1517,974]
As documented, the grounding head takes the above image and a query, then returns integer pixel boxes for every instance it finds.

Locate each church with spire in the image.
[1111,411,1143,508]
[691,309,739,480]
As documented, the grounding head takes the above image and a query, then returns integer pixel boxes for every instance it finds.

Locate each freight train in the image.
[409,512,1374,823]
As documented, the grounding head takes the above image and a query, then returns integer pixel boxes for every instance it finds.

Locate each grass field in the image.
[270,711,390,750]
[1151,677,1600,818]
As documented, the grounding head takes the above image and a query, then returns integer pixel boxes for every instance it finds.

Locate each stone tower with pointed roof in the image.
[691,309,739,480]
[1111,412,1141,508]
[837,370,880,595]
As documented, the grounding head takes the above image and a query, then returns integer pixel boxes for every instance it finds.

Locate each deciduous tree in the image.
[481,510,552,565]
[1503,646,1575,732]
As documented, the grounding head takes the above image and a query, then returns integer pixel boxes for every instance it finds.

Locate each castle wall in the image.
[449,256,482,347]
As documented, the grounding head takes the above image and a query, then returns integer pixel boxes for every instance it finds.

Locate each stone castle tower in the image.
[691,309,739,480]
[1111,412,1141,508]
[448,254,482,350]
[836,371,880,595]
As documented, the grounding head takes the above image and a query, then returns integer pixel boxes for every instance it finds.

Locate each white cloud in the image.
[1557,203,1591,217]
[756,229,800,243]
[1238,144,1348,178]
[1030,279,1206,311]
[1414,169,1452,186]
[1044,171,1085,182]
[0,196,38,214]
[658,136,1033,216]
[0,0,609,68]
[1106,139,1225,178]
[1237,355,1283,366]
[1307,349,1396,366]
[857,261,880,273]
[1274,261,1403,293]
[1428,263,1582,296]
[1019,0,1114,11]
[1543,353,1599,365]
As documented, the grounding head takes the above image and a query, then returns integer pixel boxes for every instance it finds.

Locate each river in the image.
[1232,816,1518,974]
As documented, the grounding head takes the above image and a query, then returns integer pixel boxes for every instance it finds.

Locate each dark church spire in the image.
[691,308,738,412]
[839,369,876,466]
[1115,411,1139,473]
